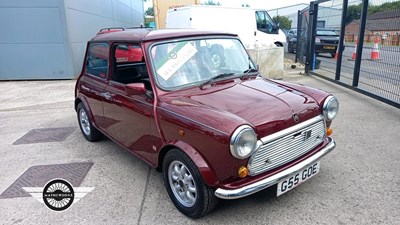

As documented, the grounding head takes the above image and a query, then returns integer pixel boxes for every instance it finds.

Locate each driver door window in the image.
[256,11,275,34]
[112,43,150,89]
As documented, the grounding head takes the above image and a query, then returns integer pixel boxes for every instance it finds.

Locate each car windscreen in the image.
[316,30,338,36]
[150,38,255,90]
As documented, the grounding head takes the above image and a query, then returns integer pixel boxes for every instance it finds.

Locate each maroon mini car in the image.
[75,28,339,218]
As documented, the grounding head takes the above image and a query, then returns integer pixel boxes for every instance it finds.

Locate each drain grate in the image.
[0,162,93,199]
[13,127,76,145]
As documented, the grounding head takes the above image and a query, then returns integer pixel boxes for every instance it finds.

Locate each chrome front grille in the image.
[248,115,326,176]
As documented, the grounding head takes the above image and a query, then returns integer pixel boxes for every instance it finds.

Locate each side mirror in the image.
[126,83,146,96]
[273,23,280,33]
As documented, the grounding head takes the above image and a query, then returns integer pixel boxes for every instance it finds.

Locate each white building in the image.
[0,0,144,80]
[267,3,342,30]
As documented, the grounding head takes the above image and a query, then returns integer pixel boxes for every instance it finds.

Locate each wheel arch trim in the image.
[158,141,219,187]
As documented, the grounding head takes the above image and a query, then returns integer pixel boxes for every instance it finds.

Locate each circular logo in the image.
[293,113,299,123]
[42,179,74,211]
[169,51,177,59]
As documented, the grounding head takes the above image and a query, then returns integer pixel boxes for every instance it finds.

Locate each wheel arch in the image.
[157,141,219,187]
[75,96,96,126]
[274,41,283,47]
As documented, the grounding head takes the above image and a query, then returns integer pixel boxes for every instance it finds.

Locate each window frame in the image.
[85,42,110,79]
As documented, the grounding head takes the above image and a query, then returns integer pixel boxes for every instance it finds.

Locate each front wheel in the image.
[163,149,218,218]
[77,102,102,142]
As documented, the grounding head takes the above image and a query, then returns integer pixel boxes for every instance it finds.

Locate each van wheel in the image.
[77,102,102,142]
[163,149,218,218]
[288,43,294,53]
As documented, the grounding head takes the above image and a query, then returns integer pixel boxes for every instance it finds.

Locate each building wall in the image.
[267,4,309,29]
[318,7,342,30]
[0,0,144,80]
[64,0,144,77]
[153,0,200,29]
[0,0,72,80]
[267,3,342,30]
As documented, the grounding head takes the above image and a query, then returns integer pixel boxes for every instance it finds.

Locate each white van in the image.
[166,5,287,49]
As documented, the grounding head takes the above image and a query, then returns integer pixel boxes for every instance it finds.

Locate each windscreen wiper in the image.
[242,68,259,78]
[200,73,235,88]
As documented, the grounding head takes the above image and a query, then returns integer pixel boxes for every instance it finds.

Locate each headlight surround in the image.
[230,125,257,159]
[323,96,339,121]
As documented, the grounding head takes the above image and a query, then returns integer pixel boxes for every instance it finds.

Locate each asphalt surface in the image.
[0,72,399,224]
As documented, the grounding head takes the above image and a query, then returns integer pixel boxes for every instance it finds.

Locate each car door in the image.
[101,43,156,159]
[79,42,109,127]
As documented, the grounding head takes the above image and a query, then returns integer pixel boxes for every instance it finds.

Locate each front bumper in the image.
[214,137,336,199]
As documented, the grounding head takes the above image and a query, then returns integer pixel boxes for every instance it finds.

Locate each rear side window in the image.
[85,43,109,79]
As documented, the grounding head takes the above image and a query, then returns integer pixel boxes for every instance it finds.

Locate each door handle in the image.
[101,92,111,100]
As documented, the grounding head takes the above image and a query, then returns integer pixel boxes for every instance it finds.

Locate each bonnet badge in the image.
[293,113,299,122]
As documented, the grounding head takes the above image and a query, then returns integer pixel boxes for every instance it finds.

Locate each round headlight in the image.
[230,125,257,159]
[323,96,339,121]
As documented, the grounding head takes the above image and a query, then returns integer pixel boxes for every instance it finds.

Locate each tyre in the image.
[163,149,218,218]
[77,102,102,142]
[288,43,294,53]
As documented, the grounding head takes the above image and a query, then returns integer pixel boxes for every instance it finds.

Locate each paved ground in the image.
[0,72,399,224]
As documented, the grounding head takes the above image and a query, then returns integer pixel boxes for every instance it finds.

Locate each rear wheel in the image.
[77,102,102,142]
[288,43,294,53]
[163,149,218,218]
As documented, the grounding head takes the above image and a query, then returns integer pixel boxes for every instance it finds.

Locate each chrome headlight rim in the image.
[323,95,339,121]
[230,125,257,159]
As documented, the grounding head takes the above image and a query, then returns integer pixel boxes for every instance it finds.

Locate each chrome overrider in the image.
[214,137,336,199]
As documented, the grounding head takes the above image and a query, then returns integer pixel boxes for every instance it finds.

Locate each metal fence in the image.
[297,0,400,108]
[296,7,310,65]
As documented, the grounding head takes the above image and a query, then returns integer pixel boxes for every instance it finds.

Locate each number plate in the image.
[323,46,335,49]
[277,161,320,196]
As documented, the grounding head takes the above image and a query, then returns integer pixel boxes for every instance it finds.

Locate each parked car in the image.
[75,28,339,218]
[286,28,297,43]
[288,28,341,57]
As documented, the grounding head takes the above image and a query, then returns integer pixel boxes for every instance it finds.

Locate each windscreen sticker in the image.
[156,42,197,81]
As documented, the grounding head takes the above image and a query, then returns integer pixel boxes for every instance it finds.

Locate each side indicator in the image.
[238,166,249,178]
[178,130,185,136]
[326,128,333,136]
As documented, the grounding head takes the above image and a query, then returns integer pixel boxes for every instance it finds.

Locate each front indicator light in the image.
[326,128,333,136]
[238,166,249,178]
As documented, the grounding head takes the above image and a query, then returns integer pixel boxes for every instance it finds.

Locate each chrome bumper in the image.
[214,138,336,199]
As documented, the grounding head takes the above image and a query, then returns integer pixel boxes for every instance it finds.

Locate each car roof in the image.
[90,28,238,42]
